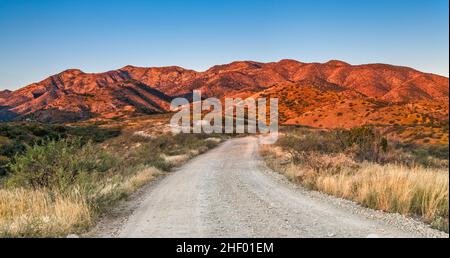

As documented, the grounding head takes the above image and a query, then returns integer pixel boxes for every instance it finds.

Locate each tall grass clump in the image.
[0,188,91,237]
[315,164,449,231]
[262,126,449,232]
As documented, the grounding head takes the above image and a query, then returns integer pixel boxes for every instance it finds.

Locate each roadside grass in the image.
[316,164,448,230]
[0,131,226,237]
[0,188,91,237]
[261,126,449,232]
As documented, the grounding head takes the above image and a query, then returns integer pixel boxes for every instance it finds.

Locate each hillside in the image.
[0,60,448,141]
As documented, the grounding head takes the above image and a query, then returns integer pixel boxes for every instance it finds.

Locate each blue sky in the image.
[0,0,448,90]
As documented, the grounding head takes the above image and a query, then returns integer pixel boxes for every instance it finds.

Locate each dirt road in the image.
[95,137,447,238]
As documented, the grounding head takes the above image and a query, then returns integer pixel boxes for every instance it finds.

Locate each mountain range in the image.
[0,59,448,132]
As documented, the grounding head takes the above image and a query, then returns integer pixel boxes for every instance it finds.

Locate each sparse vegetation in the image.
[0,122,120,176]
[0,121,226,237]
[315,164,448,230]
[261,126,449,232]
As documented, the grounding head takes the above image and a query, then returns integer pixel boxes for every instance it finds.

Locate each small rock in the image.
[66,234,80,238]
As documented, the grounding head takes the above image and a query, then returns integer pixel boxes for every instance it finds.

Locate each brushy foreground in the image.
[316,164,448,226]
[0,188,91,237]
[261,126,449,232]
[0,132,224,237]
[0,167,159,237]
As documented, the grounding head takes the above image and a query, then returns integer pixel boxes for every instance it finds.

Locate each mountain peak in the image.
[207,60,264,73]
[56,69,85,78]
[0,90,12,103]
[325,60,351,67]
[0,89,12,97]
[0,59,448,124]
[279,59,303,64]
[120,65,139,70]
[62,68,83,73]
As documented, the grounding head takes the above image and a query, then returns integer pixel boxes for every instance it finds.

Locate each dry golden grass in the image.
[162,154,189,167]
[261,145,449,231]
[0,130,223,237]
[316,164,448,223]
[0,119,226,237]
[95,167,161,201]
[0,188,91,237]
[0,167,160,237]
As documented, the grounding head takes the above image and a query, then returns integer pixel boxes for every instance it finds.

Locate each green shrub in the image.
[6,138,117,190]
[278,126,390,164]
[130,142,172,171]
[334,126,388,162]
[0,128,226,236]
[0,122,121,176]
[4,130,224,191]
[410,145,449,168]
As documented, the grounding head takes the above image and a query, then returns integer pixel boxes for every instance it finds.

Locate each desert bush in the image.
[0,122,120,176]
[413,144,449,160]
[0,156,9,176]
[280,134,338,155]
[278,126,390,164]
[6,138,117,190]
[394,143,450,168]
[0,122,120,145]
[333,126,389,162]
[261,145,449,232]
[130,142,173,171]
[280,126,444,168]
[266,126,450,231]
[0,130,224,237]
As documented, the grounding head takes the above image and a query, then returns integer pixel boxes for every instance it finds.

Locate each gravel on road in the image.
[94,137,448,238]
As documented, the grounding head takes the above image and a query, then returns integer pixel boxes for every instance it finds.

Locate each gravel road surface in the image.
[95,137,447,238]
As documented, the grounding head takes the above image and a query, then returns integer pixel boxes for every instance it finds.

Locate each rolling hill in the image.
[0,59,448,143]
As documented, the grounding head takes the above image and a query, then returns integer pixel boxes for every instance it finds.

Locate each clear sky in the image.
[0,0,448,90]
